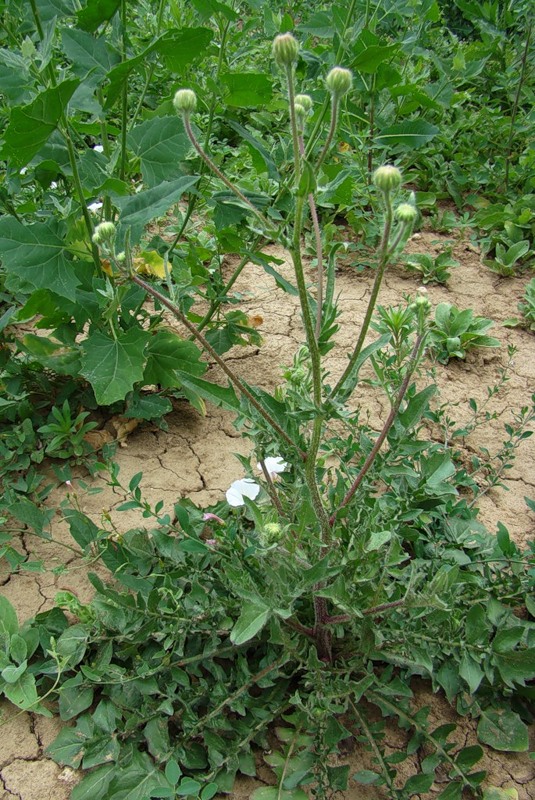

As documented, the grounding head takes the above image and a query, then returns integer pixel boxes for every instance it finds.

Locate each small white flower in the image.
[20,167,28,175]
[50,181,58,189]
[93,145,104,153]
[87,201,103,213]
[257,456,288,478]
[226,478,260,507]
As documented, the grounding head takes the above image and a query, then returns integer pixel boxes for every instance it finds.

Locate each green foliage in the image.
[1,2,534,798]
[504,277,535,331]
[403,246,459,284]
[429,303,501,363]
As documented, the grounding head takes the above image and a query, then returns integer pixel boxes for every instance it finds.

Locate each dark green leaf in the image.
[477,709,529,752]
[175,373,240,412]
[144,330,205,389]
[0,219,81,301]
[2,80,79,168]
[376,120,439,149]
[352,43,399,73]
[80,328,150,405]
[399,385,436,430]
[0,597,19,637]
[230,602,270,645]
[115,177,199,245]
[59,683,94,721]
[61,28,120,78]
[221,72,273,107]
[76,0,121,31]
[70,764,115,800]
[128,117,192,188]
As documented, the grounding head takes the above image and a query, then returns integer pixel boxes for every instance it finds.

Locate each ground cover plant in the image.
[0,1,534,799]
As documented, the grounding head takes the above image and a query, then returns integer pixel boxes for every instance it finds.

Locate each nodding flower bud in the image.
[272,33,299,67]
[92,221,116,244]
[395,203,417,224]
[373,165,402,193]
[173,88,197,116]
[295,93,313,112]
[325,67,353,98]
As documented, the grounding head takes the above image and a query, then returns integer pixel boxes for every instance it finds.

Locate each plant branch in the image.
[129,274,305,457]
[329,333,426,525]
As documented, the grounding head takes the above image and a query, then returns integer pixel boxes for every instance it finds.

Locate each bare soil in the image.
[1,232,534,799]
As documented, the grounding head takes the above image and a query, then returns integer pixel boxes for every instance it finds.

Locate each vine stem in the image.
[329,332,426,525]
[129,273,304,457]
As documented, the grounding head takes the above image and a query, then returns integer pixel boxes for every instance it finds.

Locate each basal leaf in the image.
[80,328,150,405]
[2,79,79,168]
[128,116,192,187]
[0,218,81,301]
[376,120,439,149]
[115,176,199,245]
[477,709,529,752]
[230,602,270,645]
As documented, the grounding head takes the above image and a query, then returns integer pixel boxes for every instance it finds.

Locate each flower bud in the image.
[173,88,197,115]
[92,221,116,244]
[295,93,313,112]
[325,67,353,98]
[373,165,402,193]
[116,251,126,262]
[272,33,299,67]
[395,203,417,224]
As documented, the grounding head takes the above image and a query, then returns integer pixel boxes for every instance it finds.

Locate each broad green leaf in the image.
[175,778,202,796]
[70,764,115,800]
[62,28,120,78]
[0,64,31,104]
[59,683,94,720]
[46,725,86,767]
[56,624,90,665]
[2,661,27,683]
[230,602,270,645]
[64,508,100,551]
[365,530,391,551]
[190,0,239,21]
[9,498,54,536]
[376,120,439,149]
[459,652,484,693]
[403,773,435,795]
[297,11,334,37]
[115,176,199,245]
[175,373,240,412]
[104,28,212,107]
[477,709,529,752]
[106,751,172,800]
[80,328,150,405]
[352,43,399,73]
[4,671,39,710]
[76,0,121,31]
[221,72,273,107]
[0,596,19,637]
[399,385,436,430]
[455,745,483,770]
[144,330,206,388]
[128,117,192,187]
[494,648,535,687]
[2,79,79,168]
[152,27,213,73]
[0,219,81,301]
[124,393,173,420]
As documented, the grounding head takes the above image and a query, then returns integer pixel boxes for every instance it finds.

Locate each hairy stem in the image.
[315,96,339,172]
[329,189,395,400]
[329,333,426,525]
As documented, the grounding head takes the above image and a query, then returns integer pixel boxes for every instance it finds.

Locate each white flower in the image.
[257,456,288,478]
[87,201,103,213]
[20,167,28,176]
[50,181,58,189]
[226,478,260,507]
[93,144,104,153]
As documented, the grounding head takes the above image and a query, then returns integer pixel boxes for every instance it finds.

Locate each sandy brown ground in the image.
[1,232,534,799]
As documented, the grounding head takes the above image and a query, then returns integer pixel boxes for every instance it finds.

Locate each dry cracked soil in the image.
[1,232,534,799]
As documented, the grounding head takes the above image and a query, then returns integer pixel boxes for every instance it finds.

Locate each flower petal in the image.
[257,456,288,475]
[226,478,260,507]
